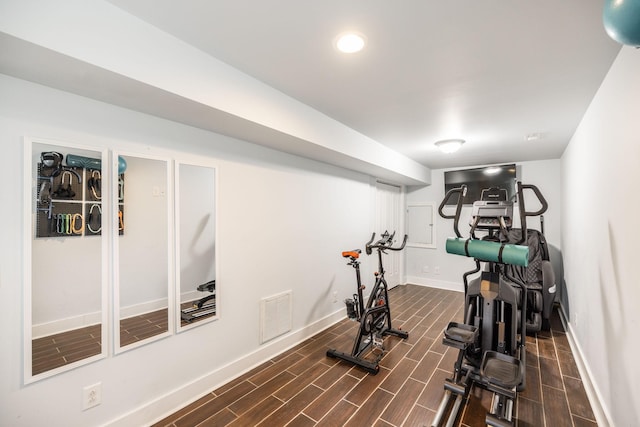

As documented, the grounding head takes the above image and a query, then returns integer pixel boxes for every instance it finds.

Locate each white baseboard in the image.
[120,297,168,319]
[33,297,176,338]
[558,307,613,427]
[103,307,347,427]
[180,289,206,303]
[32,311,101,338]
[405,276,463,292]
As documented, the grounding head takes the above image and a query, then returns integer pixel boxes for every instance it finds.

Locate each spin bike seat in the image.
[342,250,361,259]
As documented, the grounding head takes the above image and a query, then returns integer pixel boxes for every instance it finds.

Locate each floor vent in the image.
[260,291,292,344]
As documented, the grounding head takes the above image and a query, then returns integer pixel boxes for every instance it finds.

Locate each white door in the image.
[375,181,403,288]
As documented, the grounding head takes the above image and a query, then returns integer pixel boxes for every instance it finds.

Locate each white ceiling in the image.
[105,0,621,170]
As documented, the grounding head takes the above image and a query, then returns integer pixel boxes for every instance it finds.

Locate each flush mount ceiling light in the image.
[435,139,465,154]
[335,32,366,53]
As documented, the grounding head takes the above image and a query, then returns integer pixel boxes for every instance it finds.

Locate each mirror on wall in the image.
[26,139,107,381]
[114,154,172,350]
[176,162,217,331]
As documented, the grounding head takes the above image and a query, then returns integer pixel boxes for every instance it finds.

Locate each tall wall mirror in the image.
[114,153,172,351]
[176,162,217,331]
[25,139,108,382]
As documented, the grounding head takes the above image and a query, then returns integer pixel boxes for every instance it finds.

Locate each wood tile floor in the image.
[31,301,215,375]
[32,324,102,376]
[153,284,596,427]
[32,303,216,375]
[120,308,169,347]
[31,309,170,375]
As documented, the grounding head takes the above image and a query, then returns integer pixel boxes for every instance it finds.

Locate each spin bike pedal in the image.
[372,335,384,348]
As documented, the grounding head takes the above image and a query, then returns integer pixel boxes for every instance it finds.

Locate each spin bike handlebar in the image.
[365,232,408,255]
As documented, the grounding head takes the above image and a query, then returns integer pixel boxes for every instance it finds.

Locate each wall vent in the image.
[259,291,292,344]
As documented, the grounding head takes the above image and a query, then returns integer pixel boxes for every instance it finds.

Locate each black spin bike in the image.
[326,231,408,374]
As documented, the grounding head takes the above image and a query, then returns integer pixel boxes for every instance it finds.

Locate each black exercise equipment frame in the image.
[326,231,409,374]
[432,181,549,427]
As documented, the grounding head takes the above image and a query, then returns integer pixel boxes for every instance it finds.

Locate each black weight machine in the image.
[431,181,550,427]
[326,231,409,374]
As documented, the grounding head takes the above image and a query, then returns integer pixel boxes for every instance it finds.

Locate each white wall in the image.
[561,46,640,427]
[0,74,379,426]
[405,160,563,289]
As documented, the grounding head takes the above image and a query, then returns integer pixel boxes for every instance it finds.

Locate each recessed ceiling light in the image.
[335,32,366,53]
[525,133,542,141]
[435,139,465,154]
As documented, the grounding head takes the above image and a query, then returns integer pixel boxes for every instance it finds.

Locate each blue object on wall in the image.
[603,0,640,46]
[118,156,127,174]
[66,154,128,174]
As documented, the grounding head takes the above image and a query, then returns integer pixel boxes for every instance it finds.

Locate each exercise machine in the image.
[431,181,550,426]
[469,184,556,333]
[326,231,408,374]
[181,280,216,323]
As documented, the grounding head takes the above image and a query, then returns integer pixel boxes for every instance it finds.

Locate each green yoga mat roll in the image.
[445,237,529,267]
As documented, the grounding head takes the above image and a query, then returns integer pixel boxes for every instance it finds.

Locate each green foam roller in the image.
[445,237,529,267]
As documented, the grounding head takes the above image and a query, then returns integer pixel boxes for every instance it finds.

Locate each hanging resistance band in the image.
[55,214,74,235]
[118,210,124,231]
[87,204,102,234]
[71,213,84,235]
[88,170,101,200]
[118,176,124,201]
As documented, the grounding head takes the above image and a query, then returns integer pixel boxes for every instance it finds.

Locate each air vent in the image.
[259,291,292,344]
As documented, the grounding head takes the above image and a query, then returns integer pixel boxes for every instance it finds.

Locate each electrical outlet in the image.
[434,266,440,275]
[82,382,102,410]
[152,186,167,197]
[332,291,338,303]
[422,266,429,273]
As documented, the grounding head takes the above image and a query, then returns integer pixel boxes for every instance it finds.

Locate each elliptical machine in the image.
[431,181,549,427]
[326,231,408,374]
